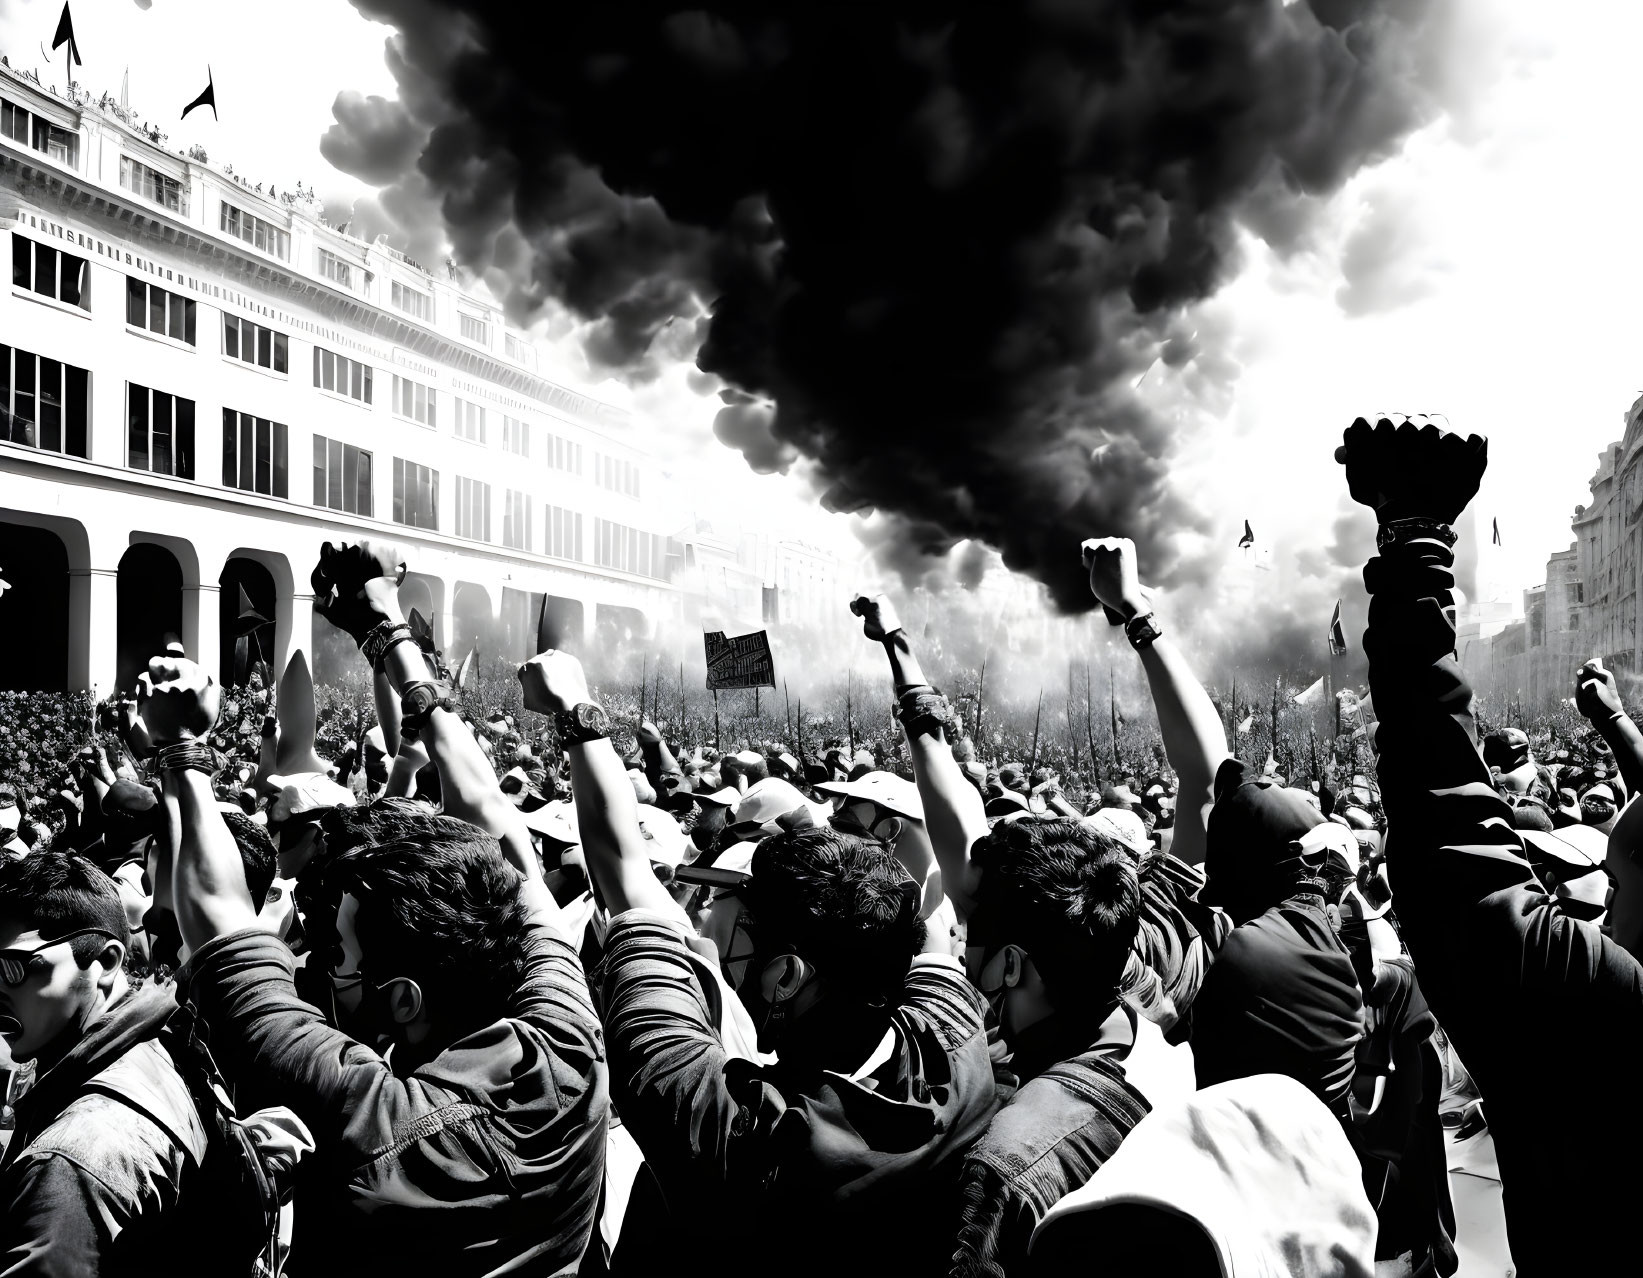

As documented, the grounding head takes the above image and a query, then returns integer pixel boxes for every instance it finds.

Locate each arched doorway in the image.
[219,557,278,688]
[0,521,70,691]
[116,544,182,692]
[452,582,493,661]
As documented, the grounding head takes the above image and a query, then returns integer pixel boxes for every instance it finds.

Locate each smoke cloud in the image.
[326,0,1459,612]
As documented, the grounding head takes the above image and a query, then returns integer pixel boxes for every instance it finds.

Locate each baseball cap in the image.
[1082,807,1152,859]
[815,771,925,821]
[693,787,739,809]
[267,773,356,825]
[634,804,688,869]
[522,800,579,846]
[734,778,829,828]
[1201,759,1328,907]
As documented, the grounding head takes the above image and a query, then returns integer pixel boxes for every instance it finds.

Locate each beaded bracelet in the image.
[155,741,217,776]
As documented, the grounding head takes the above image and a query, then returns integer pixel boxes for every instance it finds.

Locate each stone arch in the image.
[0,517,73,691]
[116,543,183,691]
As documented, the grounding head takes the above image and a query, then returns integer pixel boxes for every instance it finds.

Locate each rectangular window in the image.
[545,505,583,562]
[218,200,289,260]
[126,277,196,344]
[125,382,195,479]
[502,415,529,457]
[392,280,431,321]
[12,233,89,311]
[120,156,189,215]
[222,314,289,374]
[3,102,79,168]
[595,453,640,498]
[1,101,28,145]
[0,344,89,457]
[392,375,436,428]
[311,433,373,515]
[312,346,372,404]
[453,397,486,443]
[502,489,532,551]
[459,312,489,345]
[221,409,288,498]
[454,475,492,542]
[317,248,354,289]
[592,519,666,578]
[504,332,536,370]
[545,432,582,474]
[392,457,440,530]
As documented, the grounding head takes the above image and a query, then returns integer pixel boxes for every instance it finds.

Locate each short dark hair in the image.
[222,810,278,906]
[317,811,529,1037]
[0,849,129,965]
[969,818,1140,1011]
[748,827,926,1004]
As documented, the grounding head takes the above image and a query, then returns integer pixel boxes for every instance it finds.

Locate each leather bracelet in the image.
[1126,612,1163,651]
[155,741,217,776]
[1375,518,1457,552]
[361,620,412,667]
[896,691,953,738]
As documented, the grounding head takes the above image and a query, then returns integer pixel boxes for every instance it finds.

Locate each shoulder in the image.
[967,1059,1143,1173]
[12,1086,192,1213]
[898,954,985,1048]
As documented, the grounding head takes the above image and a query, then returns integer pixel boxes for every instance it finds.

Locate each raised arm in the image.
[1083,538,1227,866]
[519,649,672,917]
[852,594,987,920]
[1576,659,1643,803]
[140,655,261,950]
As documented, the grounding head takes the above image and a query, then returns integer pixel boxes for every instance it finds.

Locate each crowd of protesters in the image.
[0,418,1633,1275]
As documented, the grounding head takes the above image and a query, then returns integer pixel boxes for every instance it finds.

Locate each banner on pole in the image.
[704,630,776,690]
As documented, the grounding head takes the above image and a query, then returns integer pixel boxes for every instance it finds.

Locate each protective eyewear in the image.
[0,928,118,988]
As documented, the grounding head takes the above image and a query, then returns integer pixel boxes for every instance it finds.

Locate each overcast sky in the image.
[5,0,1642,610]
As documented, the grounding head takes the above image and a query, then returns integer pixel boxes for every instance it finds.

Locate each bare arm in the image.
[1084,538,1227,866]
[1577,660,1643,804]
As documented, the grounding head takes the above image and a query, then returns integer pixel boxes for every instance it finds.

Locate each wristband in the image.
[361,620,413,668]
[1125,612,1163,651]
[894,682,936,698]
[1375,518,1457,552]
[399,681,454,742]
[155,741,217,776]
[895,691,954,738]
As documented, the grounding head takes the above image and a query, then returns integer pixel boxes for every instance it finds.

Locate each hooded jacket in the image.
[0,981,208,1276]
[177,923,608,1277]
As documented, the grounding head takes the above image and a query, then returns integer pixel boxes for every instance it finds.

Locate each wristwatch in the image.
[399,681,453,742]
[1125,612,1164,651]
[557,702,611,746]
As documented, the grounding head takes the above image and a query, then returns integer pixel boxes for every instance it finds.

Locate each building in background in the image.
[0,63,680,691]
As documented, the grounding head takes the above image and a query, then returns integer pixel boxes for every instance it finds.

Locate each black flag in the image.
[1329,600,1348,657]
[1238,519,1254,549]
[1492,517,1501,547]
[181,69,217,122]
[52,3,82,67]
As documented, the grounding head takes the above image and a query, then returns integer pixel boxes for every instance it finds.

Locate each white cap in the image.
[635,804,688,868]
[814,771,925,821]
[733,778,830,828]
[1081,808,1151,858]
[267,772,356,823]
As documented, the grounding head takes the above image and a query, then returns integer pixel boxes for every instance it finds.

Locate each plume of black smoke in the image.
[327,0,1454,613]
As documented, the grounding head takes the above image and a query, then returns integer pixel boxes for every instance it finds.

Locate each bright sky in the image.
[3,0,1640,610]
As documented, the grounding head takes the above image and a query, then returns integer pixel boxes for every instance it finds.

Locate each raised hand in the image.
[1577,659,1626,723]
[518,650,592,718]
[137,654,221,747]
[1081,537,1147,624]
[636,720,663,746]
[850,595,904,643]
[1333,415,1487,524]
[311,541,407,644]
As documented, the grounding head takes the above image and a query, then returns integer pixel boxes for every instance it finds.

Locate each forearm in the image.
[374,666,401,759]
[384,750,420,798]
[161,766,259,948]
[421,712,544,884]
[569,737,672,915]
[1134,634,1226,866]
[1593,712,1643,800]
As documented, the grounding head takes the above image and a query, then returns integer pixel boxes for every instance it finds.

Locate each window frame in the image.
[125,381,196,480]
[310,432,374,516]
[0,343,90,458]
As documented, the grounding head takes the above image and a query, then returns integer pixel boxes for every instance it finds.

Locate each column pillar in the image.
[67,567,119,695]
[276,592,315,676]
[581,599,599,649]
[436,577,459,656]
[182,583,220,671]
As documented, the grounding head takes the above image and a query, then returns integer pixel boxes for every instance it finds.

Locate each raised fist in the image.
[137,655,221,747]
[636,720,663,746]
[1081,537,1147,624]
[1576,659,1626,723]
[850,595,904,643]
[1333,416,1487,525]
[517,650,591,718]
[311,541,407,644]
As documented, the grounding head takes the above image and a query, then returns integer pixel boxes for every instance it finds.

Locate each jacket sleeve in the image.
[949,1156,1019,1278]
[1365,540,1643,1013]
[0,1155,113,1278]
[598,909,781,1209]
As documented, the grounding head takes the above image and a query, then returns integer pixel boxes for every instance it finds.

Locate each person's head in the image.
[737,827,925,1055]
[1203,759,1332,925]
[0,851,129,1065]
[268,772,356,879]
[721,751,770,793]
[308,808,530,1058]
[966,817,1139,1047]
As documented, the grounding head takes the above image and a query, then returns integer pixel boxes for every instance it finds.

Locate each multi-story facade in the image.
[1572,432,1634,671]
[0,66,677,692]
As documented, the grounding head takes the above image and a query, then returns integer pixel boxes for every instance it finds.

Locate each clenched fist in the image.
[311,541,407,644]
[517,650,591,718]
[1082,537,1147,625]
[850,595,904,643]
[137,655,221,747]
[1334,416,1487,525]
[1576,659,1626,723]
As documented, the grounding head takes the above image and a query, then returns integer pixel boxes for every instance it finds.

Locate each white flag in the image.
[1293,677,1326,708]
